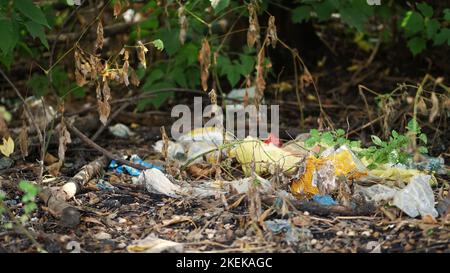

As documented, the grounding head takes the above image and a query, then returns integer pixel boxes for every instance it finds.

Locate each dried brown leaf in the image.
[198,38,211,91]
[97,81,111,125]
[48,161,63,177]
[429,92,439,123]
[254,49,266,104]
[136,41,148,69]
[113,1,122,18]
[247,3,260,48]
[266,16,277,48]
[95,21,104,50]
[44,152,59,164]
[18,125,28,158]
[57,120,72,164]
[178,5,188,44]
[0,115,9,139]
[130,68,140,86]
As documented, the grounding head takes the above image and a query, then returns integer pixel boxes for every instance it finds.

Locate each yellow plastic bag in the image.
[230,136,302,176]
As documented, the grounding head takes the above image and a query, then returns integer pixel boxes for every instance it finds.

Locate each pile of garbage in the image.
[106,125,447,224]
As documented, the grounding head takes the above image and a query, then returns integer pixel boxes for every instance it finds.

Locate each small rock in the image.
[347,230,356,237]
[310,239,317,245]
[336,231,344,236]
[117,242,127,249]
[118,217,127,224]
[94,231,112,240]
[404,244,414,251]
[235,229,245,237]
[361,230,371,237]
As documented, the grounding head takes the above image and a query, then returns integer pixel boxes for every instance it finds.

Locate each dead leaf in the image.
[162,215,194,227]
[198,38,211,91]
[188,163,215,178]
[255,49,266,105]
[0,136,14,157]
[113,1,122,18]
[130,68,140,86]
[18,125,28,158]
[48,161,62,177]
[136,41,148,69]
[57,120,72,164]
[429,92,439,123]
[247,3,260,48]
[422,214,438,224]
[0,115,9,138]
[95,20,104,50]
[97,81,111,125]
[44,152,59,164]
[178,5,188,44]
[292,215,311,227]
[266,16,277,48]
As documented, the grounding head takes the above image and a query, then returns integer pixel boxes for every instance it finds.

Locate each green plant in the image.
[0,180,39,228]
[0,0,51,68]
[359,119,428,168]
[305,128,361,149]
[290,1,450,56]
[401,2,450,55]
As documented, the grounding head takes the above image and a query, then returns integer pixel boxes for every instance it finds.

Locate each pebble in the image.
[336,231,344,236]
[235,229,245,237]
[117,242,127,249]
[94,231,112,240]
[404,244,414,251]
[310,239,317,245]
[118,217,127,224]
[373,232,380,238]
[361,230,371,237]
[347,230,356,237]
[303,211,310,216]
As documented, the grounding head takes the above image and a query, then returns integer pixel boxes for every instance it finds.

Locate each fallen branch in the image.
[39,187,80,228]
[61,156,108,199]
[39,156,108,227]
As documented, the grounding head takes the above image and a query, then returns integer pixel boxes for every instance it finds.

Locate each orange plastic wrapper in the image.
[291,147,367,198]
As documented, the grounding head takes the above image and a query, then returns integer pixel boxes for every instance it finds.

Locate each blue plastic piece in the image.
[312,194,338,206]
[108,155,163,176]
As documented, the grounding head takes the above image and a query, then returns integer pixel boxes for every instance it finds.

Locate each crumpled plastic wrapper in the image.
[393,174,438,218]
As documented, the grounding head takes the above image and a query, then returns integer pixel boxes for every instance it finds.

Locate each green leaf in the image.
[426,18,440,39]
[371,135,383,146]
[239,54,254,76]
[418,146,428,154]
[14,0,49,27]
[144,69,164,86]
[407,119,420,133]
[66,0,74,6]
[340,7,368,32]
[419,133,427,144]
[210,0,230,14]
[401,11,424,36]
[416,2,433,18]
[444,9,450,21]
[321,132,334,145]
[292,6,312,23]
[0,19,19,54]
[151,39,164,51]
[310,129,319,137]
[335,129,345,137]
[311,1,335,21]
[27,73,49,97]
[433,28,450,45]
[407,36,426,56]
[24,21,49,49]
[391,130,398,138]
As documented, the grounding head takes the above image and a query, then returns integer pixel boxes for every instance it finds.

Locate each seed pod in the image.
[198,39,211,91]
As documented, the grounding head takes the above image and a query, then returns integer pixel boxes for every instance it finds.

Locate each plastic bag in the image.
[230,136,301,176]
[393,174,438,218]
